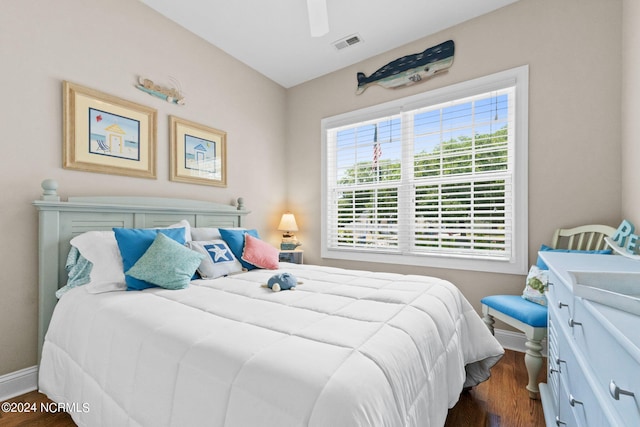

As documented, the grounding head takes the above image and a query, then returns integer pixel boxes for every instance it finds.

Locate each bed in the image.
[34,179,504,427]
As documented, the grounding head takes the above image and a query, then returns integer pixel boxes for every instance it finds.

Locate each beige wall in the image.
[0,0,287,375]
[622,0,640,223]
[286,0,623,315]
[0,0,631,377]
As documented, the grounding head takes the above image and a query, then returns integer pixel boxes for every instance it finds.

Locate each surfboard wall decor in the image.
[356,40,455,95]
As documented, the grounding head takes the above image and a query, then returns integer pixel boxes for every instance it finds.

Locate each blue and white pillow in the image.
[186,240,244,279]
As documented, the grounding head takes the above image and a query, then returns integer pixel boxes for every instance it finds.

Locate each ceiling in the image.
[139,0,519,88]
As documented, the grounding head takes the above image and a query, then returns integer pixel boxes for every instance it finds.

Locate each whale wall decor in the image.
[356,40,455,95]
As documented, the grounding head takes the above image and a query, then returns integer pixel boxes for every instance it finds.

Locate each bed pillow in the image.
[126,233,204,290]
[186,240,243,279]
[241,234,280,270]
[68,230,127,292]
[113,226,187,290]
[166,219,192,242]
[190,227,221,241]
[219,228,260,270]
[536,244,612,270]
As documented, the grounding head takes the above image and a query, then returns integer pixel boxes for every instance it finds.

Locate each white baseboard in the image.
[0,366,38,402]
[494,328,548,357]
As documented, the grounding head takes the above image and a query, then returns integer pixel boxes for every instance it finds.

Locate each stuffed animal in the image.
[263,272,302,292]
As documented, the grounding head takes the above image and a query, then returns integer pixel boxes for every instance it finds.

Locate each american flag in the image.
[372,126,381,171]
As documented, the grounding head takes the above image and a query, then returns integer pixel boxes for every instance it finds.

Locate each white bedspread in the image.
[39,263,503,427]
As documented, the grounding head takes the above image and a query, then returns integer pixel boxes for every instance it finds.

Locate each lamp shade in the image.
[278,213,299,232]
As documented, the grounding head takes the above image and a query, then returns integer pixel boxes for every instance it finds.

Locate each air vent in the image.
[333,34,362,50]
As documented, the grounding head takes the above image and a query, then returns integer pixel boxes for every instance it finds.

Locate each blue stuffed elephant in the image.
[265,272,301,292]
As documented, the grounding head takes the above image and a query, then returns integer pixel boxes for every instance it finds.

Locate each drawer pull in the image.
[568,317,582,328]
[569,394,583,406]
[609,381,635,400]
[555,416,566,426]
[556,358,566,365]
[558,301,569,309]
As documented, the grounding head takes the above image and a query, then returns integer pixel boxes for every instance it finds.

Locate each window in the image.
[321,66,528,274]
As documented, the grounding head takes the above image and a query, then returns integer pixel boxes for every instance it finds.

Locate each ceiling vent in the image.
[333,34,362,51]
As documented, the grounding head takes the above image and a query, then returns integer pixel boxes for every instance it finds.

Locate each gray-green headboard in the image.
[33,179,250,359]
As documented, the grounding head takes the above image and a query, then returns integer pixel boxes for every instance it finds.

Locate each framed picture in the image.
[63,81,157,179]
[169,116,227,187]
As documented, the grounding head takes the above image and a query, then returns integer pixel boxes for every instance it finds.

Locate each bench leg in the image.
[481,306,495,335]
[524,334,543,399]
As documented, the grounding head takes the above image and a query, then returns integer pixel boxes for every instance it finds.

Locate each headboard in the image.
[33,179,250,359]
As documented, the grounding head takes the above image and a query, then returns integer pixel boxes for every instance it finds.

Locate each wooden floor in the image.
[1,350,545,427]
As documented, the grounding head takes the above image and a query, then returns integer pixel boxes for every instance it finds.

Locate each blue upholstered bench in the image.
[480,224,616,399]
[480,295,547,399]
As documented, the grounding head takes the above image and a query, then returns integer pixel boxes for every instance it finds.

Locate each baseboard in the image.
[494,328,548,357]
[0,366,38,402]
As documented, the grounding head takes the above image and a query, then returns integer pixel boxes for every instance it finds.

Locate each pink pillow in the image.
[241,234,280,269]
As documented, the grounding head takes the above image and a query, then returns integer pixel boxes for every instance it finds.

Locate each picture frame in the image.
[63,81,157,179]
[169,116,227,187]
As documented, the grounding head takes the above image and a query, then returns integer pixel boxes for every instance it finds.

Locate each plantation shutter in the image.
[325,86,516,263]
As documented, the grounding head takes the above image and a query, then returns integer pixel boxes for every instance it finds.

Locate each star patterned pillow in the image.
[185,240,244,279]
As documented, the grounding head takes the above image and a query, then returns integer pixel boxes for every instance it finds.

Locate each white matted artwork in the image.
[63,81,157,179]
[169,115,227,187]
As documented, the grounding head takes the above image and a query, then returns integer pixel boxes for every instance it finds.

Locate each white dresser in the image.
[539,252,640,427]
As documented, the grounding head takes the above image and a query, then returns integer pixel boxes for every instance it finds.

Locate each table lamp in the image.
[278,213,301,250]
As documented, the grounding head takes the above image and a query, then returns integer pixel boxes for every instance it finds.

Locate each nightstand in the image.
[279,250,303,264]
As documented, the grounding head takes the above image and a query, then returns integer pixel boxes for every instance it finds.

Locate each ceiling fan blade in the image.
[307,0,329,37]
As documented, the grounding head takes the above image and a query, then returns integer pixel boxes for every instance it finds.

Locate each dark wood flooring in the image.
[1,349,545,427]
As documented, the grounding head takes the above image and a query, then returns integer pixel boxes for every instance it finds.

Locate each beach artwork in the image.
[184,134,216,174]
[63,81,157,179]
[89,108,141,161]
[169,115,226,187]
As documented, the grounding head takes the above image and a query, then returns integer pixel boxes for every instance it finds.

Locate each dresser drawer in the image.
[572,300,640,426]
[547,270,574,331]
[558,335,607,427]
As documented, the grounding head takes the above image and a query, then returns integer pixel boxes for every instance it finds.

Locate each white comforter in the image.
[39,263,503,427]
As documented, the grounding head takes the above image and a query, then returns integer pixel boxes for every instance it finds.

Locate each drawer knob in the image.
[558,301,569,309]
[568,317,582,328]
[569,394,583,406]
[609,380,635,400]
[555,416,566,426]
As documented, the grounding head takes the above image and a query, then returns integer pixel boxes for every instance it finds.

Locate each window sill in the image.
[321,248,527,275]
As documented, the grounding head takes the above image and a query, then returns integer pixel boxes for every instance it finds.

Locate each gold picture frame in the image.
[63,81,157,179]
[169,116,227,187]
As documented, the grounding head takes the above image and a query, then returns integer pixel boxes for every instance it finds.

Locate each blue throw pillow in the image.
[126,233,204,290]
[113,227,186,290]
[536,244,612,270]
[219,228,259,270]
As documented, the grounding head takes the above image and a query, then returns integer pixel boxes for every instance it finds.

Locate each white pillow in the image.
[190,227,221,241]
[186,240,243,279]
[69,220,192,293]
[70,230,126,293]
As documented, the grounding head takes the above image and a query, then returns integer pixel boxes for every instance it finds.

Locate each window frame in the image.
[321,65,529,275]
